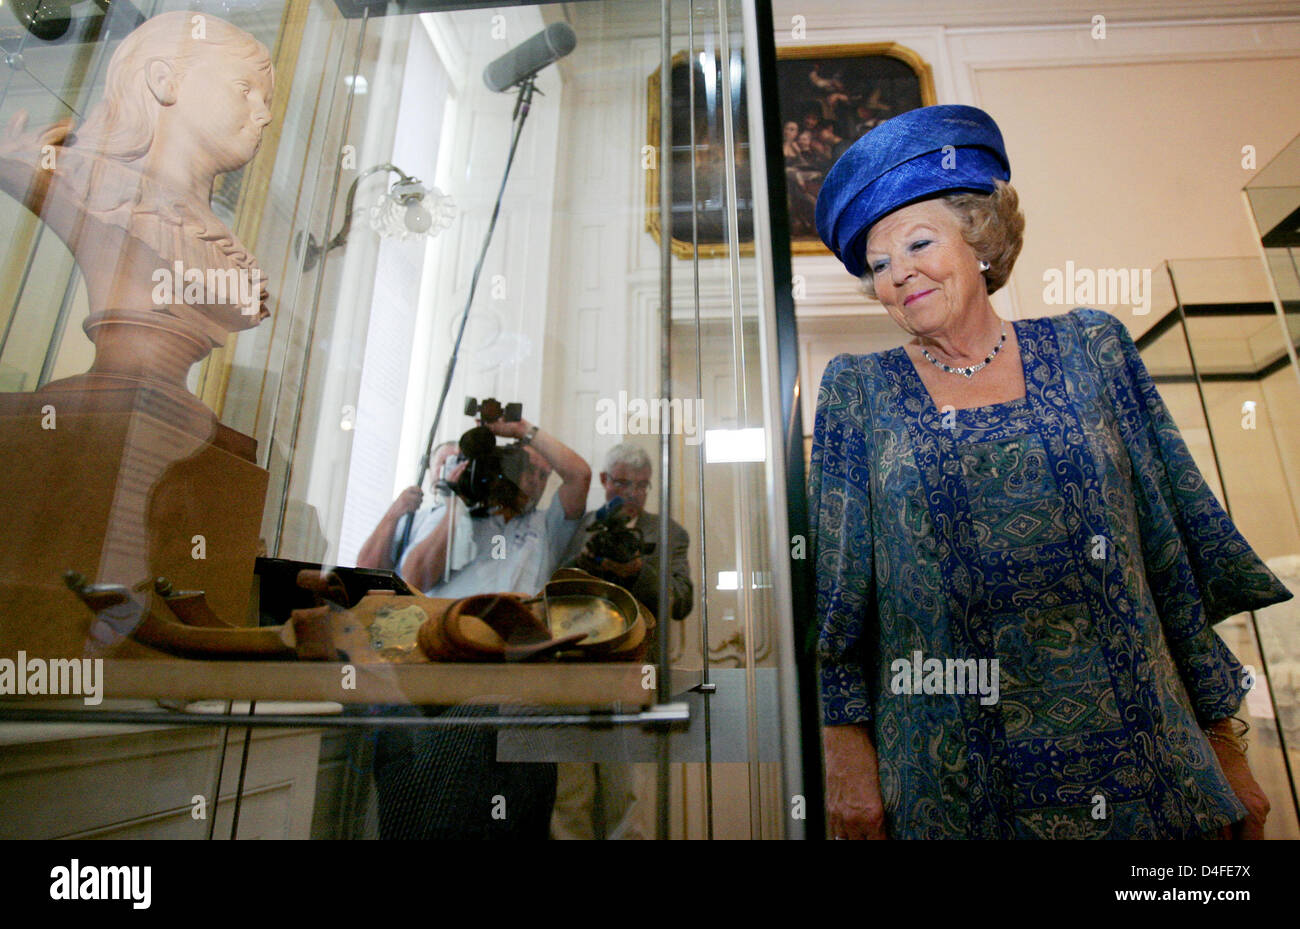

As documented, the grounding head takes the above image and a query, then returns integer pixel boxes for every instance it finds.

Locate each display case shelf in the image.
[74,659,654,706]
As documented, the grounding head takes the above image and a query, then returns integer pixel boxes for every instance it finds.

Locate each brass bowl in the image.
[541,577,641,655]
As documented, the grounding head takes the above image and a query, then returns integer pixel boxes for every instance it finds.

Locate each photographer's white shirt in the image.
[393,495,581,597]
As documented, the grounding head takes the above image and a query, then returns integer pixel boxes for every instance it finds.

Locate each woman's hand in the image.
[824,723,887,839]
[1206,720,1270,839]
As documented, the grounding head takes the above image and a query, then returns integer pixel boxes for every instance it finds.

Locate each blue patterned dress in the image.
[810,308,1293,839]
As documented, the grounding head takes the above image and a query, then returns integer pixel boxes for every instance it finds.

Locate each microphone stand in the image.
[396,75,541,563]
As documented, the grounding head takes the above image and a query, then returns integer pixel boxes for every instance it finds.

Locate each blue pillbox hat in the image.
[814,104,1011,277]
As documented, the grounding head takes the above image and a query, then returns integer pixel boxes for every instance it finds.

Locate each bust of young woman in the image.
[0,11,274,405]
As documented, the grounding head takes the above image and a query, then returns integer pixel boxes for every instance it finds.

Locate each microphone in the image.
[483,22,576,92]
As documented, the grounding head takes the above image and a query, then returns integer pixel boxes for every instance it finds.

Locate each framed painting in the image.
[775,43,936,254]
[647,43,934,260]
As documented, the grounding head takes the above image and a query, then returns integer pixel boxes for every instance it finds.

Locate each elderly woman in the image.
[809,104,1292,839]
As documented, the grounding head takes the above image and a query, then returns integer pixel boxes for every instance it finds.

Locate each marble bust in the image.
[0,11,274,412]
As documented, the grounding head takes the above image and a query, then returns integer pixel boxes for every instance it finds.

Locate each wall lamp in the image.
[299,163,454,271]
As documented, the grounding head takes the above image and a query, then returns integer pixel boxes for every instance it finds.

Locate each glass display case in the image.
[0,0,813,840]
[1136,256,1300,838]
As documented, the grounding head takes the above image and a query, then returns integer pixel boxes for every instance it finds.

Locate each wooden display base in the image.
[96,659,654,706]
[0,389,268,660]
[0,386,653,709]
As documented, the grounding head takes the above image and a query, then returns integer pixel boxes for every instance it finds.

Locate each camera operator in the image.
[370,416,590,841]
[551,442,692,840]
[398,417,591,595]
[354,441,459,572]
[561,442,692,621]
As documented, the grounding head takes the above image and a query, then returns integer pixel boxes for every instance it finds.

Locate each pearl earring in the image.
[979,260,990,272]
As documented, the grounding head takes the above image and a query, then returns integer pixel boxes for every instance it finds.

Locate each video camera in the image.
[584,496,656,565]
[464,397,522,424]
[450,397,529,517]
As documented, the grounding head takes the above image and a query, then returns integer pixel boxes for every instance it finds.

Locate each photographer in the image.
[562,442,692,621]
[397,418,590,595]
[371,414,591,841]
[552,442,692,840]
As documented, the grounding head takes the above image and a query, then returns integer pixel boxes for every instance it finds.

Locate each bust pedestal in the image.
[0,385,268,660]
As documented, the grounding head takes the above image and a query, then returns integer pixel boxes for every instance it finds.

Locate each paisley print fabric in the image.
[809,308,1293,839]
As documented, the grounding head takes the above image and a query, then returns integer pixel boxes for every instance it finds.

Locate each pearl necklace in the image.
[919,322,1007,379]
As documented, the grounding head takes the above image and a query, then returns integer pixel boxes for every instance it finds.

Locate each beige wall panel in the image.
[975,58,1300,333]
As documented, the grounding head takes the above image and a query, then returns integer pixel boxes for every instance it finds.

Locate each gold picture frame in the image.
[645,42,935,261]
[776,43,936,256]
[645,51,755,260]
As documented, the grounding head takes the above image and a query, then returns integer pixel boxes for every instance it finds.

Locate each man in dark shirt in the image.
[552,442,693,839]
[559,442,692,623]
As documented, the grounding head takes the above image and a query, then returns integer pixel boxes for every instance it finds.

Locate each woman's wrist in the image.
[1203,716,1250,755]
